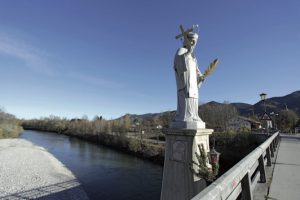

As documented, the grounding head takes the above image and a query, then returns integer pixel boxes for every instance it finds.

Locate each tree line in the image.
[21,102,299,137]
[21,102,240,135]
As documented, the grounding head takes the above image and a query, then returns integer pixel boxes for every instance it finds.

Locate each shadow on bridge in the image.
[0,179,89,200]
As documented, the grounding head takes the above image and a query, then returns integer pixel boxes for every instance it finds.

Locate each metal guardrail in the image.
[192,131,280,200]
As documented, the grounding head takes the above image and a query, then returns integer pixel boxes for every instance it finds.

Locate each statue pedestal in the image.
[170,120,205,129]
[160,128,213,200]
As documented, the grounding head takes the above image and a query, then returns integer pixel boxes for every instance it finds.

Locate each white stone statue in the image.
[171,25,218,129]
[161,26,218,200]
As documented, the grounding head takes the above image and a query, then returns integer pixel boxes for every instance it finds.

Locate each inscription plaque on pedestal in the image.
[170,140,187,162]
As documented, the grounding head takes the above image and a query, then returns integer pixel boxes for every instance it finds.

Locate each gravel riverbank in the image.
[0,139,89,199]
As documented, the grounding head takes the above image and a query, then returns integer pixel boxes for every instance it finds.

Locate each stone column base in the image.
[160,128,213,200]
[170,120,206,130]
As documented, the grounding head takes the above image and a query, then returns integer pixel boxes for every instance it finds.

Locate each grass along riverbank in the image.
[0,123,23,139]
[0,109,23,139]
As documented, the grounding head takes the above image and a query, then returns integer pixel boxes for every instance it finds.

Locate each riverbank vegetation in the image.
[21,102,284,168]
[0,109,23,139]
[20,103,263,166]
[211,131,268,176]
[21,112,267,169]
[276,110,299,133]
[22,116,165,164]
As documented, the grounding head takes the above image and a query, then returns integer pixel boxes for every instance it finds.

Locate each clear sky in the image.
[0,0,299,119]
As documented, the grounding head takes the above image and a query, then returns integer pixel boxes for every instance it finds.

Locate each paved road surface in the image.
[268,135,300,200]
[0,139,89,200]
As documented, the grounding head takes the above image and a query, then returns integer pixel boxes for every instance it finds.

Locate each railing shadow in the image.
[0,179,89,200]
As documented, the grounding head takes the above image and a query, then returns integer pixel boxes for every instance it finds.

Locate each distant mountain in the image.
[253,91,300,116]
[205,101,224,106]
[118,111,173,121]
[231,91,300,117]
[230,103,252,110]
[202,101,254,116]
[118,90,300,121]
[230,103,252,115]
[124,113,162,120]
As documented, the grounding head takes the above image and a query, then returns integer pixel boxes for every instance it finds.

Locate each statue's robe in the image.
[173,48,203,122]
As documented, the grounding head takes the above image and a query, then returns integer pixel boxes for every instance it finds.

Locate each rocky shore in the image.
[0,139,89,199]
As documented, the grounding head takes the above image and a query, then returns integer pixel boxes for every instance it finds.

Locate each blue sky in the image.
[0,0,299,119]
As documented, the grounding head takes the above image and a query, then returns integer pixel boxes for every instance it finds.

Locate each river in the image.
[20,130,163,200]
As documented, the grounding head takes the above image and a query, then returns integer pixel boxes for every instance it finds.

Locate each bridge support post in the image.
[160,128,213,200]
[241,172,253,200]
[275,136,279,148]
[270,142,274,157]
[266,147,272,166]
[272,140,276,151]
[258,155,266,183]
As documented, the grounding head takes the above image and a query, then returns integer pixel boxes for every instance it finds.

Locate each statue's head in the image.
[184,32,198,52]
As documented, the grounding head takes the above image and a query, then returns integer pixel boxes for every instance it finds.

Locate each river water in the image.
[20,130,163,200]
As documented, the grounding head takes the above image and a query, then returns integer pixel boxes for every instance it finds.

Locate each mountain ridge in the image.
[119,90,300,120]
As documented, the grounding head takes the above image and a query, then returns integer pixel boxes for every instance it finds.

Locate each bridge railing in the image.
[192,131,280,200]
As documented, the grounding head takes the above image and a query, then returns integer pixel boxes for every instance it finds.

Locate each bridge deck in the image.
[268,135,300,200]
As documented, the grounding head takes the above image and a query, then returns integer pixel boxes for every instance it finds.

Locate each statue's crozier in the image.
[171,32,205,129]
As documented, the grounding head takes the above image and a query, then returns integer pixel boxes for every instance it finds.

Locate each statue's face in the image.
[188,38,198,52]
[190,38,197,47]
